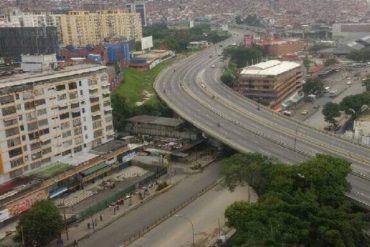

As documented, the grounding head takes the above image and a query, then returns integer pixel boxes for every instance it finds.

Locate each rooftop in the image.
[0,64,107,90]
[91,139,128,155]
[128,115,184,127]
[240,60,301,77]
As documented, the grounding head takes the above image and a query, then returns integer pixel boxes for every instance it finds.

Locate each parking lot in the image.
[292,65,368,129]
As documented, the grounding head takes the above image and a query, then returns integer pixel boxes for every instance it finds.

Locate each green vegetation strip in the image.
[115,61,172,106]
[29,161,70,179]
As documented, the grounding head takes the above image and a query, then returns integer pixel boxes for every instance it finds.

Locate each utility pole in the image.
[294,124,299,151]
[64,210,69,240]
[21,225,25,247]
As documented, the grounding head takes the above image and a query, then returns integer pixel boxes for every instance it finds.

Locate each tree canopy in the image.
[14,200,63,247]
[235,15,264,27]
[322,102,341,126]
[143,24,230,52]
[223,153,370,247]
[303,79,324,95]
[339,92,370,117]
[223,46,264,68]
[111,94,132,132]
[347,48,370,62]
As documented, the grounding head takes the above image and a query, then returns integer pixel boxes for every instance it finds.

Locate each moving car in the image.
[301,110,309,115]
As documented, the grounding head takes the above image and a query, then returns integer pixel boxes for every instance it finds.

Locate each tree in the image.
[322,102,341,126]
[363,79,370,91]
[340,92,370,117]
[303,56,311,72]
[223,46,264,68]
[223,153,370,247]
[303,79,324,95]
[220,73,234,87]
[14,200,63,247]
[324,58,338,66]
[111,94,131,131]
[347,48,370,62]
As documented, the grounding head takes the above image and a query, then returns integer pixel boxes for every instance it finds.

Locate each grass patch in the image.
[115,61,173,107]
[30,162,70,179]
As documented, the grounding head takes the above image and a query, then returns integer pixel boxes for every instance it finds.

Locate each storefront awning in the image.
[49,187,68,199]
[80,162,110,177]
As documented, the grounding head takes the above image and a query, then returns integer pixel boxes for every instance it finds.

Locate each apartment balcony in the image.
[104,105,112,111]
[91,111,102,117]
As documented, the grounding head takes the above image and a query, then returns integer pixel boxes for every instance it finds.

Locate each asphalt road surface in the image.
[130,185,254,247]
[154,32,370,207]
[78,162,221,247]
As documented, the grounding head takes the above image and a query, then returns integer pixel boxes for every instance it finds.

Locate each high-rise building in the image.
[0,63,114,183]
[236,60,303,106]
[0,27,59,59]
[126,1,146,26]
[5,8,61,28]
[59,10,142,46]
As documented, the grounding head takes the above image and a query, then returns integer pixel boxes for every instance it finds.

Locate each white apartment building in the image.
[0,64,114,183]
[354,114,370,146]
[5,8,61,28]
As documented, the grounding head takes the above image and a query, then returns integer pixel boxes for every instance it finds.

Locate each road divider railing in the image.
[192,72,370,169]
[118,178,223,247]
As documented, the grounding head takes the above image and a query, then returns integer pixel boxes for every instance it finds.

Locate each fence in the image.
[77,167,167,220]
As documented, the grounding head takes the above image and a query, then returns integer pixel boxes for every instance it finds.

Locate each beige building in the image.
[0,63,114,183]
[236,60,303,106]
[59,10,143,46]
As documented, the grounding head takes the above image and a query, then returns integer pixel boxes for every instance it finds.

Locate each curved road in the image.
[154,37,370,207]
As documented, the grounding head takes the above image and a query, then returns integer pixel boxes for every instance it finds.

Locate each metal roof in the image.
[128,115,184,127]
[240,60,301,77]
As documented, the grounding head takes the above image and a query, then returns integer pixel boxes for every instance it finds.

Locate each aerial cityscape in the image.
[1,0,370,246]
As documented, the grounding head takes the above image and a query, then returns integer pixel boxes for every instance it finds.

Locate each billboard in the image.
[244,35,254,48]
[8,190,48,216]
[141,36,153,50]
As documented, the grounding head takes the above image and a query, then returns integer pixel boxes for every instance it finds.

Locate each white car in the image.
[347,81,352,85]
[211,65,216,68]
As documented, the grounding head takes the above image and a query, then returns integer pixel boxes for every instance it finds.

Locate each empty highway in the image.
[154,36,370,207]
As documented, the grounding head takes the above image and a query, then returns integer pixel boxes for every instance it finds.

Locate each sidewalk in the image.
[58,173,187,247]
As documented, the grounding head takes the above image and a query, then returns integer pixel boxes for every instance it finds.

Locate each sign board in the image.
[244,35,254,48]
[8,190,48,216]
[141,36,153,50]
[0,209,10,222]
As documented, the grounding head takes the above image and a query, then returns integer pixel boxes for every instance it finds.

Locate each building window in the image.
[5,127,19,138]
[7,137,21,148]
[2,106,16,116]
[0,95,15,105]
[56,84,66,91]
[69,82,77,90]
[60,113,69,120]
[4,118,18,127]
[10,158,24,169]
[24,101,35,110]
[9,147,22,158]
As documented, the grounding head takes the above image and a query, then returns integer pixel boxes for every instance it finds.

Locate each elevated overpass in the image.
[155,38,370,208]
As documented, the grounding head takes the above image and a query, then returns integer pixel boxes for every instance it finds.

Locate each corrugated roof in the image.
[240,60,301,77]
[128,115,184,127]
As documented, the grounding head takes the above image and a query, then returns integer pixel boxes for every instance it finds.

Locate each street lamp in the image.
[294,124,299,151]
[175,214,195,247]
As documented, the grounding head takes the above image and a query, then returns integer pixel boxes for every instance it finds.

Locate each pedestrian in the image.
[100,214,103,222]
[73,240,78,247]
[94,218,98,226]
